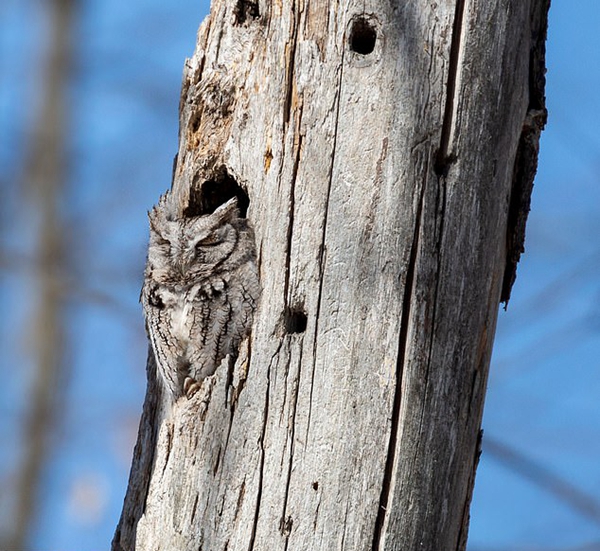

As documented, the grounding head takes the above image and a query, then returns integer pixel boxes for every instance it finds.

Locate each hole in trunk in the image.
[349,17,377,55]
[186,167,250,218]
[234,0,260,25]
[284,308,307,334]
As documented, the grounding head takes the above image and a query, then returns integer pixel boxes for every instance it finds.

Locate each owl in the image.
[141,192,260,399]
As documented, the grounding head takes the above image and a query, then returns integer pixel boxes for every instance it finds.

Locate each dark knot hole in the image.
[349,17,377,55]
[284,308,308,334]
[185,166,250,218]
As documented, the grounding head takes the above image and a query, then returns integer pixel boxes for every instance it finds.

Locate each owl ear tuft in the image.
[212,197,240,222]
[149,192,176,242]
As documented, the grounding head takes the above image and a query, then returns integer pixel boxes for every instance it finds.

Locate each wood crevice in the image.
[306,54,344,443]
[435,0,466,175]
[279,345,303,545]
[247,342,278,550]
[455,429,483,551]
[283,1,301,126]
[371,159,427,551]
[283,102,304,308]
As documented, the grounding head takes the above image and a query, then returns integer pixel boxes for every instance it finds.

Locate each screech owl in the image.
[141,192,260,399]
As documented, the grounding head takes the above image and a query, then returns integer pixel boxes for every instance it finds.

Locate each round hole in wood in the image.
[284,308,307,334]
[349,17,377,55]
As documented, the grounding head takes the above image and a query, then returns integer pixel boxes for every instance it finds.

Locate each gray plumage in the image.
[141,192,260,399]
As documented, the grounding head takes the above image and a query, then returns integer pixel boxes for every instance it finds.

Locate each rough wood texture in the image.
[113,1,549,550]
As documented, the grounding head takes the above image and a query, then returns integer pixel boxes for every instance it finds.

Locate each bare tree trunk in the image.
[113,1,549,550]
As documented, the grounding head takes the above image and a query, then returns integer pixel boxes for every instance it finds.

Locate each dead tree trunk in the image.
[113,1,549,550]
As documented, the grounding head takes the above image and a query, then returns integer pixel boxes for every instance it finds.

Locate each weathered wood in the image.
[113,1,549,550]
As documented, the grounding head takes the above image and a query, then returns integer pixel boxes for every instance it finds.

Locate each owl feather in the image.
[141,192,260,399]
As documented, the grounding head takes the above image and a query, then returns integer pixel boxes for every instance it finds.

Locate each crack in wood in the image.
[190,492,200,524]
[279,346,303,548]
[340,499,350,550]
[312,490,321,531]
[306,52,345,443]
[423,170,448,369]
[234,335,252,408]
[248,342,281,551]
[455,429,483,551]
[160,422,174,479]
[435,0,466,175]
[213,10,227,66]
[371,162,428,551]
[233,478,246,522]
[408,171,448,476]
[283,103,304,307]
[283,1,300,126]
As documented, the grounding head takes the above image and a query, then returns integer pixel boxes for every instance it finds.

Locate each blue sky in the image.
[1,1,599,549]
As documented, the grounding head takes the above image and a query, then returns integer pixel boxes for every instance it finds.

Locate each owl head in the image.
[147,194,242,285]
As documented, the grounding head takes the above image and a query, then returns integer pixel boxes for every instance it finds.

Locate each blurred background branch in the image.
[6,0,75,547]
[0,246,140,323]
[484,436,600,527]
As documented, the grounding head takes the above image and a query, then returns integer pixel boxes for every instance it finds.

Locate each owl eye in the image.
[195,233,221,254]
